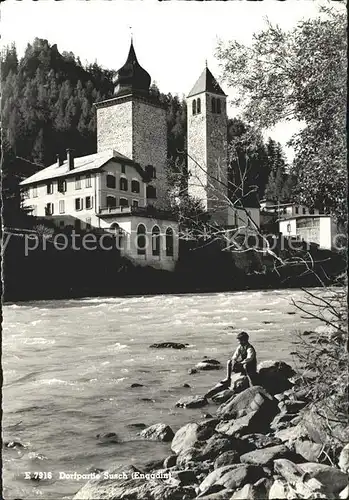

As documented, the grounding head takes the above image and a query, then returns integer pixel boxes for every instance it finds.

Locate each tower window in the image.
[146,185,157,199]
[197,98,201,114]
[217,99,221,114]
[120,177,128,191]
[192,99,197,116]
[107,174,116,189]
[211,97,216,113]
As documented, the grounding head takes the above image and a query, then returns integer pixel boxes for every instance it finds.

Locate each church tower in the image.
[95,41,168,208]
[187,67,228,224]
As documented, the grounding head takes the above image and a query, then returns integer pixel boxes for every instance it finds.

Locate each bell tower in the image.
[95,41,168,208]
[187,66,228,224]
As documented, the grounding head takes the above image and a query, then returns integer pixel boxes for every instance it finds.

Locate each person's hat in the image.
[237,331,249,340]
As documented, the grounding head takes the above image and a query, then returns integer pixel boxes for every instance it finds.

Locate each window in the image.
[58,179,67,193]
[75,175,81,189]
[120,177,128,191]
[59,220,65,228]
[85,196,93,209]
[146,185,157,199]
[47,182,53,194]
[85,174,92,188]
[287,223,292,233]
[295,206,299,215]
[59,200,65,214]
[302,207,306,214]
[309,208,315,215]
[145,165,156,179]
[45,203,54,215]
[132,200,139,208]
[152,226,160,256]
[86,217,92,230]
[121,164,126,174]
[212,97,216,113]
[106,196,116,208]
[192,99,197,115]
[120,198,129,207]
[75,198,83,211]
[197,98,201,114]
[166,227,174,257]
[131,180,140,193]
[32,186,38,197]
[110,222,124,249]
[137,224,146,255]
[106,174,116,189]
[217,99,221,114]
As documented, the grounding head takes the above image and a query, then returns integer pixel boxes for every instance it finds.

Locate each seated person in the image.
[221,331,257,387]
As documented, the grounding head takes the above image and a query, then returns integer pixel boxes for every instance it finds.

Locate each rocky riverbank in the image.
[73,354,348,499]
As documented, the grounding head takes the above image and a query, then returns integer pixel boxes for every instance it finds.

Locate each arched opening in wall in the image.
[166,227,174,257]
[106,196,116,209]
[211,97,216,113]
[107,174,116,189]
[192,99,197,116]
[120,198,129,208]
[217,99,221,114]
[110,222,124,250]
[120,177,128,191]
[137,224,146,255]
[152,226,161,256]
[197,98,201,114]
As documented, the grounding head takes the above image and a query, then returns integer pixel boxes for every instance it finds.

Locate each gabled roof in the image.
[20,150,144,185]
[187,67,226,98]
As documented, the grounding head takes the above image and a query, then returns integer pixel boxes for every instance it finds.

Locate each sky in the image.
[1,0,325,160]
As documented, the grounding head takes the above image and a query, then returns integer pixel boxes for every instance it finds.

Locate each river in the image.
[2,289,322,499]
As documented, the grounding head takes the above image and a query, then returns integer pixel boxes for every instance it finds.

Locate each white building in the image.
[20,42,178,271]
[279,214,337,250]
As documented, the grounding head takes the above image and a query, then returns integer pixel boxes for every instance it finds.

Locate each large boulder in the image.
[216,411,264,437]
[292,439,323,462]
[240,445,294,467]
[240,433,282,451]
[198,465,243,494]
[268,478,288,499]
[211,389,236,405]
[171,420,217,455]
[257,361,295,395]
[214,451,240,469]
[199,434,241,461]
[215,464,265,491]
[73,464,195,500]
[299,462,348,495]
[140,423,174,442]
[231,478,271,499]
[339,443,349,473]
[274,422,311,443]
[176,396,208,409]
[216,386,278,421]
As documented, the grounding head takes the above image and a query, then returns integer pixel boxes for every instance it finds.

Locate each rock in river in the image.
[139,423,174,442]
[149,342,188,349]
[176,395,208,409]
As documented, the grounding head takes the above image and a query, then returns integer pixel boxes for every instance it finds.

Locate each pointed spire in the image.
[187,66,226,98]
[114,40,151,97]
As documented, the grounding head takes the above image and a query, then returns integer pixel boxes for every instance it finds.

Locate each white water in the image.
[2,289,321,499]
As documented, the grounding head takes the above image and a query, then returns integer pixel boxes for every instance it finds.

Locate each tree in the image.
[216,4,347,220]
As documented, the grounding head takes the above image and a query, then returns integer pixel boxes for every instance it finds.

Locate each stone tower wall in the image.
[187,94,208,210]
[97,99,133,157]
[187,92,228,222]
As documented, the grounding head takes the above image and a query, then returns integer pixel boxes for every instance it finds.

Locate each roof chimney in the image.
[66,149,74,170]
[56,154,63,167]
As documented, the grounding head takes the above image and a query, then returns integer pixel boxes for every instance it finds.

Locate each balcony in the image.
[98,205,177,221]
